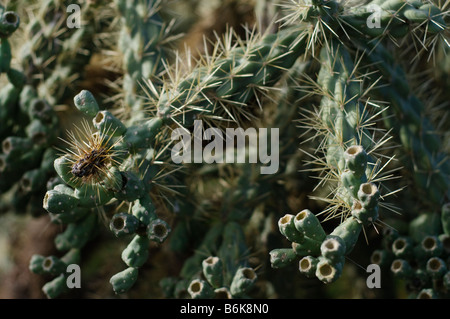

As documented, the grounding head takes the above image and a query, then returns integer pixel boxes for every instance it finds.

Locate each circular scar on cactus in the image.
[0,10,20,37]
[57,119,124,189]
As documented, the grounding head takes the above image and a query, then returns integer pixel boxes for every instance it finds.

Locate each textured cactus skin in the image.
[0,0,446,299]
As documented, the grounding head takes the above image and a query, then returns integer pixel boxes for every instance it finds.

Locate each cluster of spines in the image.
[142,23,312,131]
[32,90,172,296]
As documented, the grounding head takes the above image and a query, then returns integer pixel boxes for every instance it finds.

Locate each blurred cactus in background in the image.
[0,0,448,299]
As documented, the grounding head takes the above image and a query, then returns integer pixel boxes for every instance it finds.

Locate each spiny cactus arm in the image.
[35,90,173,296]
[114,0,170,116]
[269,41,391,284]
[289,0,449,48]
[146,23,313,129]
[309,42,385,225]
[355,41,450,207]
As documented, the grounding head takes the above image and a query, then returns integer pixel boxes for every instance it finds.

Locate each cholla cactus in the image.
[0,0,448,299]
